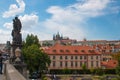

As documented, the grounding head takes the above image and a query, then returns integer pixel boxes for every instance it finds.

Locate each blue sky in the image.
[0,0,120,43]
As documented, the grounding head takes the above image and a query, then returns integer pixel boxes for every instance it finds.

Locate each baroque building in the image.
[42,41,119,70]
[43,43,101,70]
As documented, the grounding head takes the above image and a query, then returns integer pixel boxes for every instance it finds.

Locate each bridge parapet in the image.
[4,61,27,80]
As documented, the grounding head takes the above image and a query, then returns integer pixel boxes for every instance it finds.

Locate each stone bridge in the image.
[1,61,27,80]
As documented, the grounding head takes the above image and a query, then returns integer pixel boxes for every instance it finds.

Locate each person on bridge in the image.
[0,53,3,74]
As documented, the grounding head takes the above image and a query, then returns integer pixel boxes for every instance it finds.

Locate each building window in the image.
[88,50,91,52]
[110,50,112,52]
[66,50,70,52]
[91,56,93,59]
[89,50,94,53]
[53,50,56,52]
[71,56,73,59]
[65,61,67,67]
[96,61,98,67]
[53,61,55,67]
[71,61,73,67]
[81,50,85,52]
[74,50,78,52]
[80,61,82,67]
[65,56,67,59]
[91,61,93,67]
[53,56,55,59]
[84,56,86,59]
[60,56,62,59]
[75,62,77,67]
[75,56,77,59]
[102,50,105,53]
[84,62,87,66]
[60,50,64,52]
[60,61,62,67]
[96,56,98,59]
[80,56,82,59]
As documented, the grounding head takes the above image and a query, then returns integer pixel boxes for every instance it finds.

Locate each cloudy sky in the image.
[0,0,120,43]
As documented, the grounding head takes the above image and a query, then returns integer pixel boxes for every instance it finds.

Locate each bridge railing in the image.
[4,61,27,80]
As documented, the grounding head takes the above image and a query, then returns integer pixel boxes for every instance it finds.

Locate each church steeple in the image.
[53,32,63,41]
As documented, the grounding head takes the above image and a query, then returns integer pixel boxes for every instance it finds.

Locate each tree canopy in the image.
[22,34,51,74]
[23,34,40,47]
[111,52,120,76]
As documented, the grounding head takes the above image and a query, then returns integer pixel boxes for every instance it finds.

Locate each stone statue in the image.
[12,16,22,44]
[13,17,22,32]
[11,16,22,61]
[10,16,27,78]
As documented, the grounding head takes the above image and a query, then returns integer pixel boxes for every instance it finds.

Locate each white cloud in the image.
[43,0,111,40]
[2,13,39,43]
[19,14,39,30]
[0,29,11,43]
[69,0,110,17]
[3,13,39,30]
[3,0,25,18]
[3,22,12,30]
[2,0,119,43]
[43,19,85,39]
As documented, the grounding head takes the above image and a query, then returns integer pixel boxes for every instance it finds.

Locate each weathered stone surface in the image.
[5,62,26,80]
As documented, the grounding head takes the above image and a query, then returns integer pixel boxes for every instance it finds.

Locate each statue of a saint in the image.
[13,16,22,32]
[12,16,22,44]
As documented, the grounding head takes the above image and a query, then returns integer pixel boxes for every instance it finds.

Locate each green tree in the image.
[111,52,120,61]
[22,34,51,74]
[112,52,120,76]
[116,58,120,76]
[82,64,87,74]
[95,68,104,76]
[24,34,40,47]
[62,68,71,74]
[90,67,95,75]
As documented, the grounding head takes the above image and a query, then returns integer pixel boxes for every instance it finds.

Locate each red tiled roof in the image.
[114,45,120,48]
[44,43,101,55]
[101,60,118,69]
[92,44,114,54]
[41,46,50,50]
[93,44,113,49]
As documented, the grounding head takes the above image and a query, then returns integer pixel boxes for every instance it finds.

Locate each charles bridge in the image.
[1,60,27,80]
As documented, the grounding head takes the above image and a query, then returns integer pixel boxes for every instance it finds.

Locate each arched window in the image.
[60,50,64,52]
[66,50,70,52]
[53,50,56,52]
[81,50,85,52]
[74,50,78,52]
